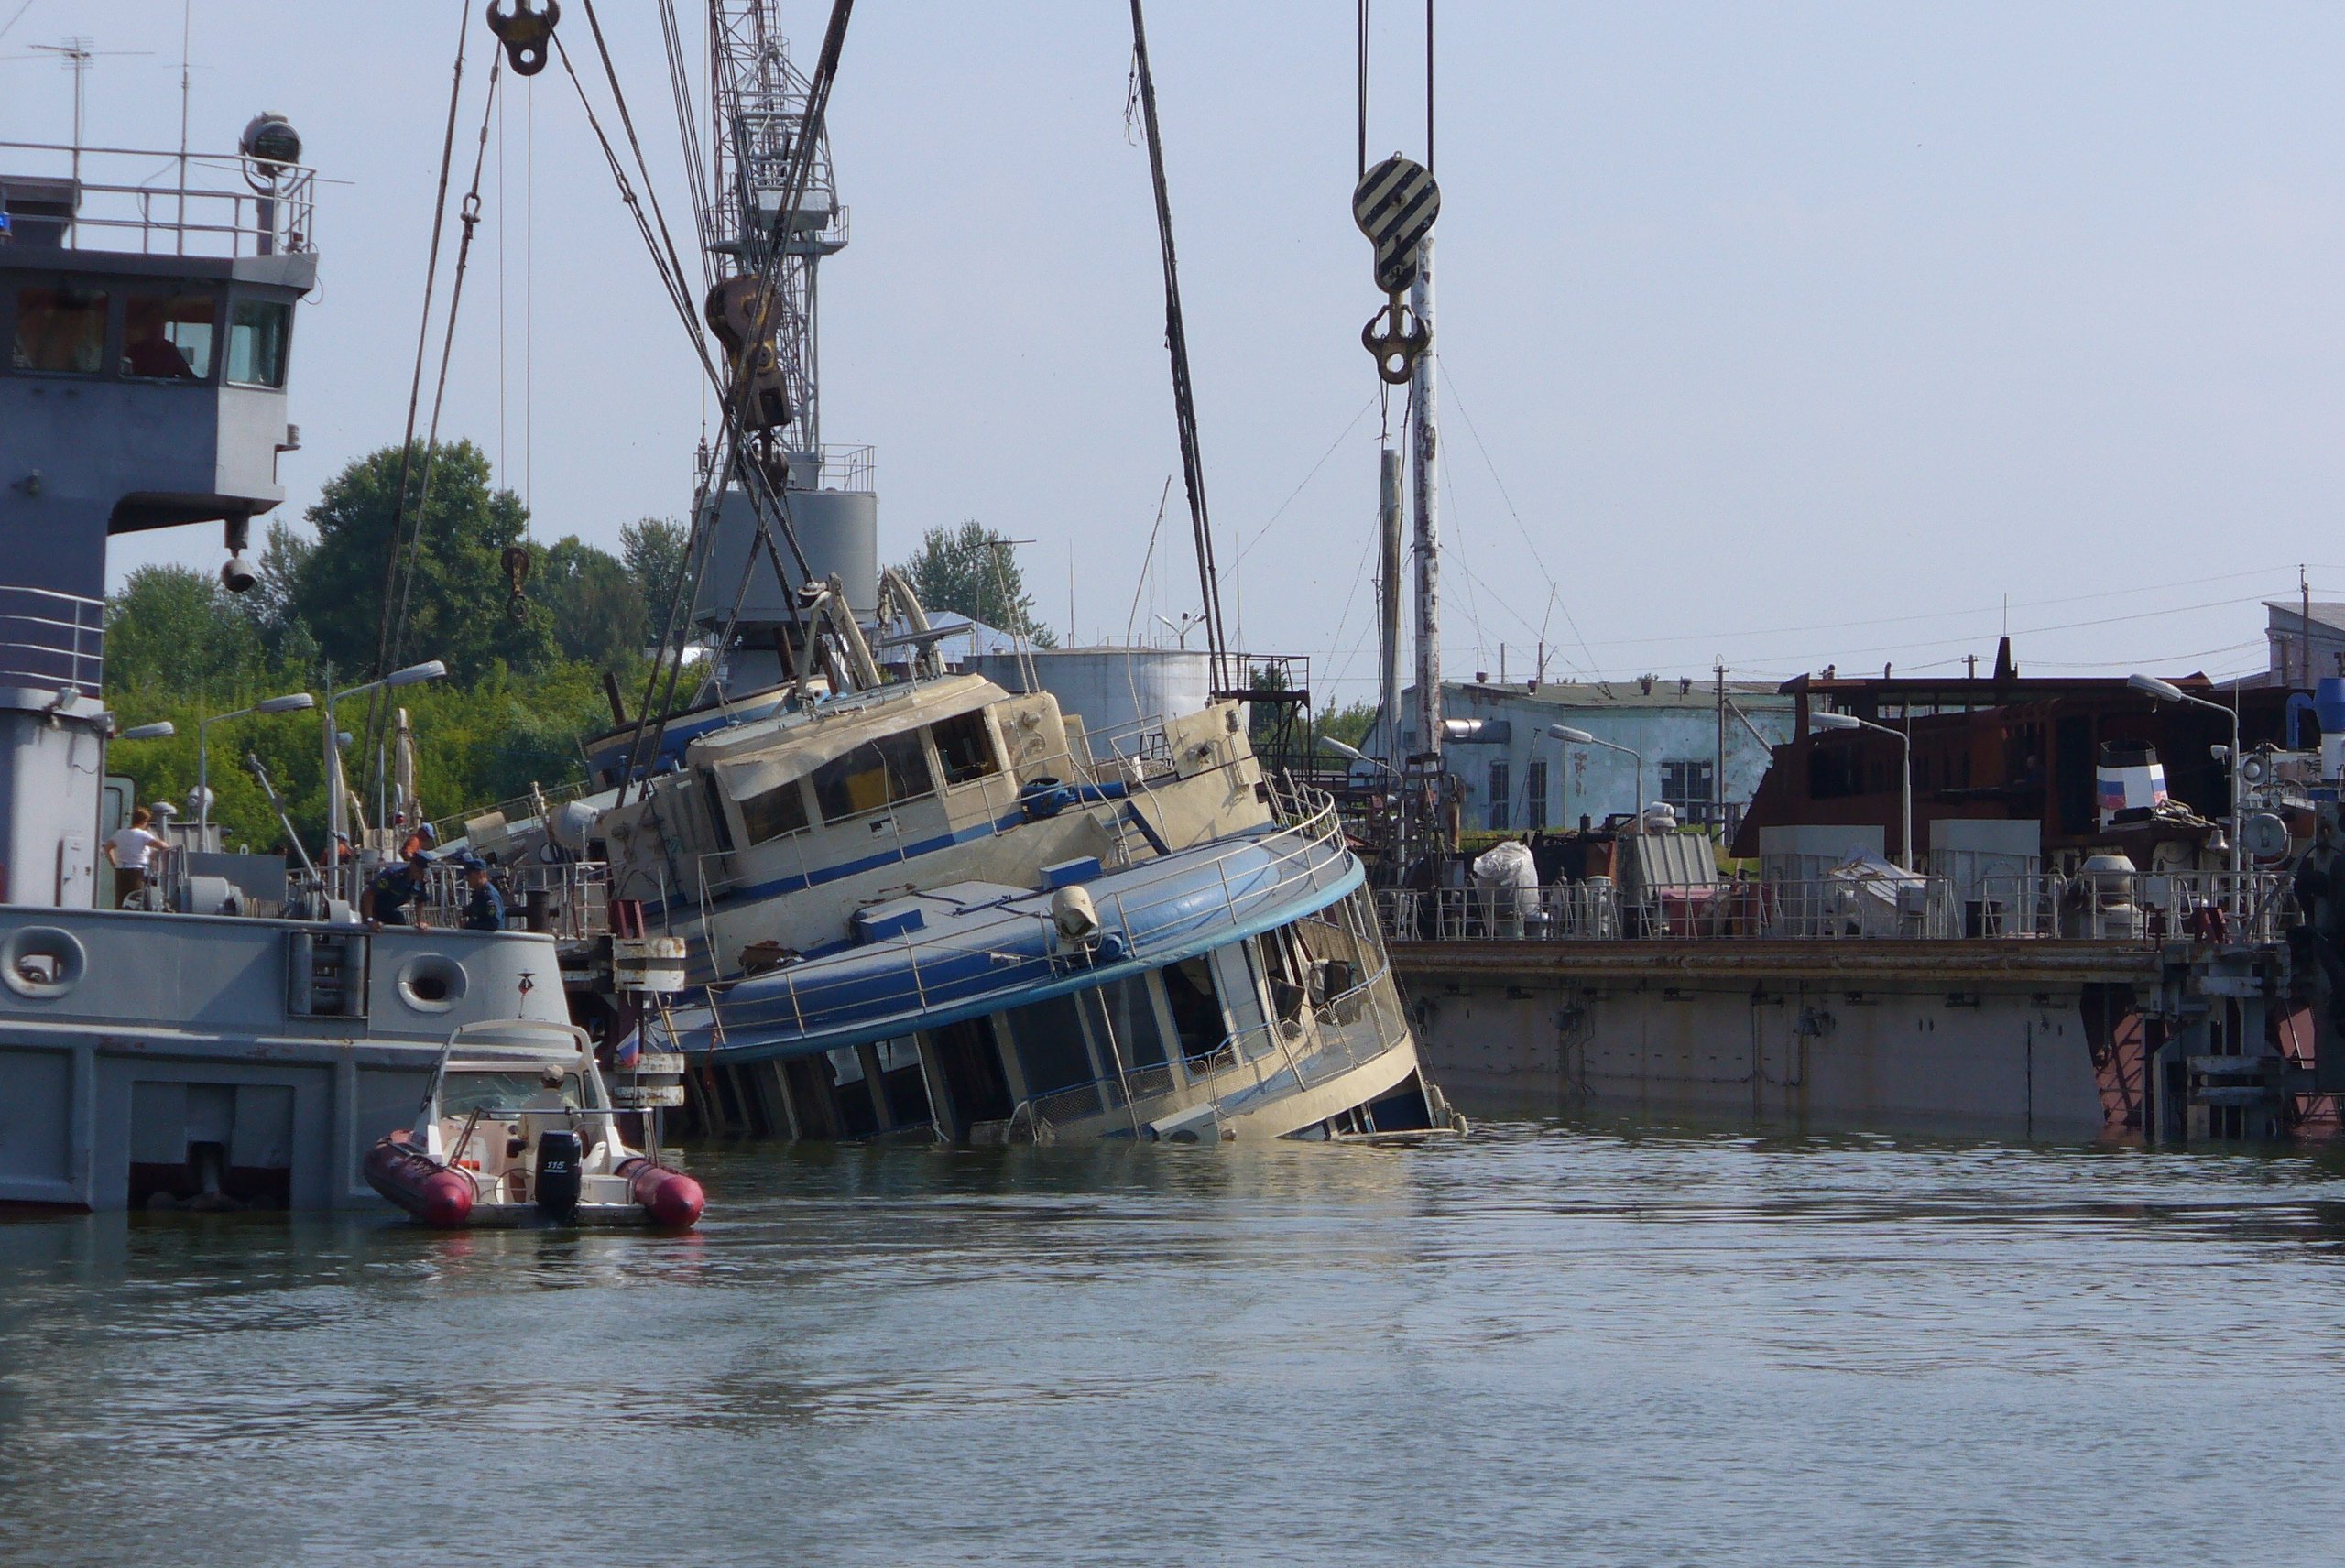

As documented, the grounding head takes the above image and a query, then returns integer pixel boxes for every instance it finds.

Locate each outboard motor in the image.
[533,1129,583,1218]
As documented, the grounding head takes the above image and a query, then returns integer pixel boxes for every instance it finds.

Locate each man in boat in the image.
[518,1065,577,1149]
[457,857,506,932]
[363,850,434,929]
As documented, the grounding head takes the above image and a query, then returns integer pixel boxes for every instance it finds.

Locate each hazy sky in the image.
[10,1,2345,700]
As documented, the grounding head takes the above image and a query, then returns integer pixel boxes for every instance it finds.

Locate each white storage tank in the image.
[690,485,879,626]
[964,646,1216,753]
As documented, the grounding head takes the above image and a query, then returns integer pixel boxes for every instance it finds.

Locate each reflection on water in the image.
[8,1122,2345,1566]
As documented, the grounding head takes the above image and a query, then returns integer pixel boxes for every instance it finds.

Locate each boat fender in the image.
[534,1129,584,1218]
[1051,885,1100,945]
[620,1158,705,1229]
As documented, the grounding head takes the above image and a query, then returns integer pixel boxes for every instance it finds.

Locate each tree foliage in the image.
[894,519,1058,648]
[285,439,552,682]
[104,566,267,697]
[102,443,649,851]
[537,537,642,667]
[622,517,691,647]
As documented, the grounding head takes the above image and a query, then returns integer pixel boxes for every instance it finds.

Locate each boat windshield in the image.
[438,1069,588,1118]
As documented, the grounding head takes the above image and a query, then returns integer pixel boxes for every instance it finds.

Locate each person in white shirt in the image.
[104,806,169,909]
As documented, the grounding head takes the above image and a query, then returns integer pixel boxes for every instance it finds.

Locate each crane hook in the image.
[485,0,561,78]
[1361,290,1431,386]
[502,544,532,625]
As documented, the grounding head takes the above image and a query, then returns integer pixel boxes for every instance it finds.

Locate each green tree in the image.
[104,565,267,697]
[290,440,553,681]
[1314,699,1379,750]
[895,519,1058,648]
[536,536,642,667]
[621,516,691,647]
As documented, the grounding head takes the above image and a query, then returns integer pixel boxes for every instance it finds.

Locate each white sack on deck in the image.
[1472,840,1542,920]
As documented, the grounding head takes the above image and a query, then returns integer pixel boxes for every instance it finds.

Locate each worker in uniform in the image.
[362,850,434,929]
[458,856,506,932]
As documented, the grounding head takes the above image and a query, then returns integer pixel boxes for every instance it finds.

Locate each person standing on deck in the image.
[363,851,434,930]
[457,857,505,932]
[104,807,169,909]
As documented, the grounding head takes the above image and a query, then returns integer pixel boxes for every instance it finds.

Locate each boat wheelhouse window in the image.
[123,290,214,380]
[1250,930,1308,1026]
[1004,993,1095,1097]
[225,297,289,387]
[738,777,809,844]
[1159,957,1226,1061]
[1094,975,1168,1070]
[812,730,932,822]
[932,710,999,786]
[438,1070,584,1119]
[12,285,106,374]
[701,774,737,852]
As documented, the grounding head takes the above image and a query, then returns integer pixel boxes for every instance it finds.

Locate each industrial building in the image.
[1399,677,1798,839]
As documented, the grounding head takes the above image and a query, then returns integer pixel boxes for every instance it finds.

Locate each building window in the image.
[123,291,214,380]
[12,285,107,374]
[1660,759,1716,808]
[1525,758,1548,830]
[1488,759,1511,831]
[812,731,933,822]
[931,710,998,785]
[225,298,289,387]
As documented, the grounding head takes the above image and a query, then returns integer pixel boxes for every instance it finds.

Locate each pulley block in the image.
[485,0,561,78]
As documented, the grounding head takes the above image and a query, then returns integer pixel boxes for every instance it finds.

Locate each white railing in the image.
[0,586,103,695]
[709,781,1353,1043]
[1,142,317,257]
[1380,868,2298,946]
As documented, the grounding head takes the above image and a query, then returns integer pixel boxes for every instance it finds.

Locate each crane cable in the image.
[366,5,470,691]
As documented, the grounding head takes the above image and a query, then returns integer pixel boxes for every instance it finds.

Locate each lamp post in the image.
[197,691,314,843]
[1549,724,1645,834]
[324,660,446,898]
[1319,735,1402,781]
[2129,672,2242,902]
[1812,710,1913,869]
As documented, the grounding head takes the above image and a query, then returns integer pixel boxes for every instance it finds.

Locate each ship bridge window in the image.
[123,291,215,380]
[738,778,809,844]
[12,285,107,375]
[932,711,999,786]
[225,298,289,387]
[812,731,932,822]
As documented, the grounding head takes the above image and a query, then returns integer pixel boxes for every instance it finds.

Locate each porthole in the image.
[396,953,469,1013]
[2,926,86,999]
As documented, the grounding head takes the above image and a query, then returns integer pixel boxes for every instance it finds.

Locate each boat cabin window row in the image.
[5,280,290,387]
[724,711,1006,847]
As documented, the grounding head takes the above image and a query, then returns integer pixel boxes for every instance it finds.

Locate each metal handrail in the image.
[0,141,317,257]
[708,785,1352,1039]
[0,587,103,694]
[1380,867,2300,945]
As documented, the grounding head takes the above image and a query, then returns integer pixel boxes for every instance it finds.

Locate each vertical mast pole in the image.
[1377,447,1404,765]
[1410,234,1440,776]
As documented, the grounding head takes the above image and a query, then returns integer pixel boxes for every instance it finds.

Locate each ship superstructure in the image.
[0,128,595,1211]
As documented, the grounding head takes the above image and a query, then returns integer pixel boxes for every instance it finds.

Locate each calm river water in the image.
[5,1118,2345,1565]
